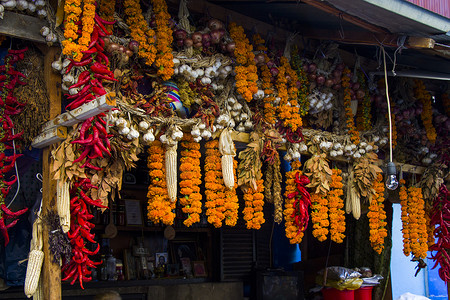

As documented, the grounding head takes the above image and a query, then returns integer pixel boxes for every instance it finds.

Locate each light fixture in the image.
[381,47,399,190]
[385,161,399,190]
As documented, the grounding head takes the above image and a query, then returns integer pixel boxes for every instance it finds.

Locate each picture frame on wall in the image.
[193,261,207,277]
[168,240,198,266]
[155,252,169,267]
[124,199,143,225]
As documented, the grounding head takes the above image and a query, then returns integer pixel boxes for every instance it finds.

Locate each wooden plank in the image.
[0,11,46,43]
[32,126,67,149]
[41,46,62,300]
[40,92,116,133]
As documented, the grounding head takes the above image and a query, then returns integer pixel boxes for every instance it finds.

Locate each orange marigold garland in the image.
[229,23,258,102]
[204,140,226,228]
[407,186,429,259]
[98,0,115,32]
[62,0,96,61]
[243,179,265,229]
[147,140,175,225]
[328,168,346,243]
[367,173,387,254]
[342,68,360,144]
[124,0,157,67]
[277,57,302,132]
[399,179,412,256]
[223,158,239,227]
[414,80,437,143]
[284,161,311,244]
[311,193,329,242]
[152,0,174,80]
[179,134,202,227]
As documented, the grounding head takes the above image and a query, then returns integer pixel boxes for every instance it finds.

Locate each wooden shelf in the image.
[93,224,212,233]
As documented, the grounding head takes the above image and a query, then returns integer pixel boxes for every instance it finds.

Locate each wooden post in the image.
[41,46,62,300]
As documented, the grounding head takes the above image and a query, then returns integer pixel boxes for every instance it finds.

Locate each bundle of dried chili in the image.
[287,172,311,234]
[62,177,106,288]
[429,184,450,283]
[0,48,29,245]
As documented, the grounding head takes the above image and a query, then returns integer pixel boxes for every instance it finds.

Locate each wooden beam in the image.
[299,0,389,34]
[41,46,62,300]
[301,28,399,47]
[0,11,46,43]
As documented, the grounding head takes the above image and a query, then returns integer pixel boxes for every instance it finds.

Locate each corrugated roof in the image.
[406,0,450,19]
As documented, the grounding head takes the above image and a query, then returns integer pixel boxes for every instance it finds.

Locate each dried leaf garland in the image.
[352,152,382,199]
[238,131,263,192]
[303,152,332,195]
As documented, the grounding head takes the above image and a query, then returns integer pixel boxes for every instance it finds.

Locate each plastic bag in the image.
[316,266,363,290]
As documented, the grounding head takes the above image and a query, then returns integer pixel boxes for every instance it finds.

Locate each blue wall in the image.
[390,203,447,300]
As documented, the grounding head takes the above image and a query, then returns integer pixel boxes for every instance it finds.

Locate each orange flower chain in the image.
[413,79,437,143]
[229,23,258,102]
[124,0,156,67]
[399,180,411,256]
[368,173,387,254]
[243,179,265,230]
[407,185,429,259]
[328,168,346,243]
[342,67,360,144]
[223,158,239,227]
[179,135,202,227]
[97,0,115,32]
[283,161,310,244]
[277,56,302,132]
[147,141,175,225]
[62,0,96,60]
[311,193,329,242]
[152,0,174,80]
[204,140,226,228]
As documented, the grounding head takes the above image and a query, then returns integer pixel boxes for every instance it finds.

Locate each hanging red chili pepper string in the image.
[429,184,450,283]
[0,48,29,246]
[287,172,311,234]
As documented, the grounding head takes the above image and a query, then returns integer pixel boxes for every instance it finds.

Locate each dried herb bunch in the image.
[44,209,72,264]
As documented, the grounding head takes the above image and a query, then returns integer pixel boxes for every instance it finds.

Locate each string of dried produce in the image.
[272,154,283,223]
[367,173,387,254]
[179,134,202,227]
[229,22,258,102]
[62,177,106,289]
[341,67,360,144]
[429,184,450,282]
[355,73,372,132]
[204,139,226,228]
[152,0,174,80]
[291,45,309,117]
[284,161,310,244]
[413,79,436,143]
[237,132,263,192]
[303,152,332,195]
[11,49,49,148]
[407,186,429,259]
[147,140,175,225]
[328,168,345,243]
[0,48,29,245]
[399,180,411,256]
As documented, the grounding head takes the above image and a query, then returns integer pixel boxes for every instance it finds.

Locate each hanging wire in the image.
[6,128,21,209]
[381,47,394,164]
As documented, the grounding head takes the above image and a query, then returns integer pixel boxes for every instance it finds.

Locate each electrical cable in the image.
[7,128,21,209]
[381,47,393,164]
